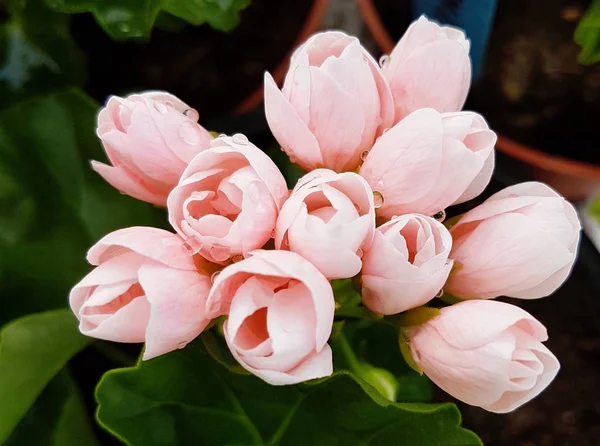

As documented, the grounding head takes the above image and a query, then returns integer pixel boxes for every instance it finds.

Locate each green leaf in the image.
[43,0,250,39]
[575,0,600,65]
[96,339,481,445]
[6,370,99,446]
[164,0,250,31]
[0,310,93,443]
[0,89,164,324]
[588,192,600,224]
[0,0,85,109]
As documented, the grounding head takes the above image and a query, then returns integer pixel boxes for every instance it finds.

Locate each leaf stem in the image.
[337,332,362,376]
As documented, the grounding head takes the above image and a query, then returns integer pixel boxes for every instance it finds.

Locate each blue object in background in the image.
[410,0,498,79]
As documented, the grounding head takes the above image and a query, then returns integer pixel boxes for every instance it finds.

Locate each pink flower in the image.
[264,31,395,173]
[362,214,453,315]
[69,227,211,360]
[383,16,471,122]
[92,91,213,206]
[446,182,581,299]
[359,108,496,219]
[406,300,559,413]
[167,135,289,264]
[206,250,335,385]
[275,169,375,279]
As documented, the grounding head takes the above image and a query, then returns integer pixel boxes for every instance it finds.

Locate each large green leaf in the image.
[575,0,600,65]
[5,370,99,446]
[0,89,164,324]
[0,0,85,109]
[0,310,93,443]
[96,338,481,445]
[43,0,250,39]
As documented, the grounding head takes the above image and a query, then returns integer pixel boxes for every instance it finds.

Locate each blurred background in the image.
[2,0,600,444]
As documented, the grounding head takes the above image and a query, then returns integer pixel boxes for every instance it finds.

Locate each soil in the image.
[72,0,315,119]
[371,0,600,164]
[445,167,600,446]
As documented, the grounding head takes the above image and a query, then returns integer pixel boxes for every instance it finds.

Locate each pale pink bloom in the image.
[407,300,560,413]
[362,214,452,315]
[275,169,375,279]
[69,227,211,360]
[383,16,471,122]
[92,91,213,206]
[360,108,496,219]
[167,135,289,264]
[264,31,395,173]
[206,250,335,385]
[446,182,581,299]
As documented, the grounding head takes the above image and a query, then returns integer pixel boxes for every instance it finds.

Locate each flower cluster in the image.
[70,17,580,413]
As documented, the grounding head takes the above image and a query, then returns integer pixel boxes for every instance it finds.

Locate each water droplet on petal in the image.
[382,128,390,134]
[373,191,384,209]
[177,341,187,349]
[218,133,227,138]
[210,245,230,262]
[165,101,174,109]
[275,185,288,199]
[232,254,244,263]
[432,210,446,222]
[211,270,221,284]
[154,101,168,114]
[270,228,276,238]
[436,289,444,298]
[356,248,364,258]
[232,133,249,145]
[379,55,390,68]
[184,108,199,122]
[360,150,369,161]
[179,122,200,145]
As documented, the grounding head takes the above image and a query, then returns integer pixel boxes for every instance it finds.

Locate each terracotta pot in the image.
[357,0,600,202]
[235,0,331,113]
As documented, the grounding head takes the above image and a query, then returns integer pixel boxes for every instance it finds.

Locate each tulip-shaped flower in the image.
[69,227,212,359]
[167,135,289,264]
[361,214,453,315]
[383,16,471,122]
[360,108,496,219]
[275,169,375,279]
[264,31,395,173]
[92,91,213,206]
[446,182,581,299]
[206,250,335,385]
[406,300,560,413]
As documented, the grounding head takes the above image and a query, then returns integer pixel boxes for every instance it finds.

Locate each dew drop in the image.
[154,101,168,114]
[177,341,187,349]
[436,289,444,298]
[179,122,200,145]
[382,128,390,134]
[182,237,202,254]
[232,133,249,145]
[183,108,200,121]
[118,23,131,33]
[360,150,369,161]
[356,248,364,258]
[432,210,446,222]
[211,270,221,284]
[164,101,174,109]
[379,55,390,68]
[218,133,227,138]
[232,254,244,263]
[373,191,384,209]
[270,228,276,238]
[210,245,231,262]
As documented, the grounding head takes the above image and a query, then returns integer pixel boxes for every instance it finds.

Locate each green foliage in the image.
[0,310,93,443]
[5,371,99,446]
[0,0,85,109]
[575,0,600,65]
[588,192,600,224]
[96,337,481,445]
[0,89,164,325]
[43,0,250,39]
